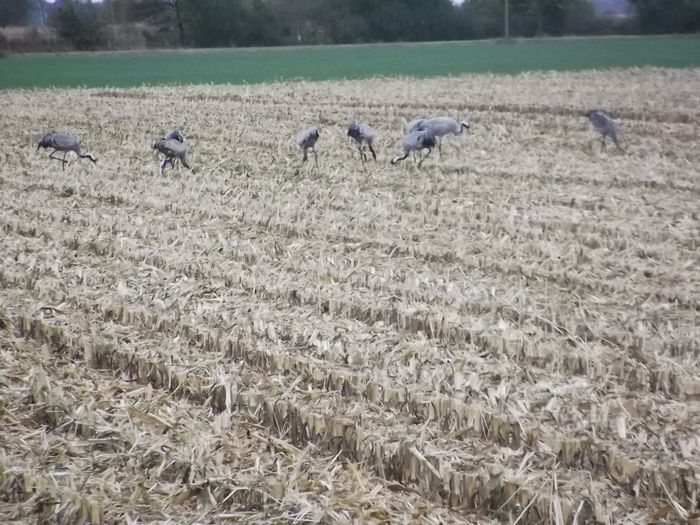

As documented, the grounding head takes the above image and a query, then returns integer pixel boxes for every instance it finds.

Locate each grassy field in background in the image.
[1,34,699,89]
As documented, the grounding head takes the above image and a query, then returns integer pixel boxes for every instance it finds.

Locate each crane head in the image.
[37,133,53,150]
[347,122,359,138]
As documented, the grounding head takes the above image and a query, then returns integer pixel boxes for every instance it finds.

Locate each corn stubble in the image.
[0,67,699,524]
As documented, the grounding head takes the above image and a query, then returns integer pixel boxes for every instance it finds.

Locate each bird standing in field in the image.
[586,109,623,152]
[297,127,320,167]
[153,130,190,173]
[37,132,97,171]
[409,116,470,152]
[347,121,377,162]
[391,128,437,167]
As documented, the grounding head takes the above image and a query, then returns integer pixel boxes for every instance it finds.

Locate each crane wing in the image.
[51,134,80,150]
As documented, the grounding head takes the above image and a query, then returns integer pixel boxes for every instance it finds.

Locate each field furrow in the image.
[2,308,643,523]
[4,171,698,317]
[3,201,698,394]
[2,68,699,523]
[1,225,698,509]
[0,334,480,525]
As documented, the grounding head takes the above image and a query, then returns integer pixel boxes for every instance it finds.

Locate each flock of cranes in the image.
[297,116,471,169]
[36,109,623,172]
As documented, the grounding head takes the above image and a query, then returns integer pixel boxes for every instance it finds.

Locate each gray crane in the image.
[391,128,437,167]
[37,132,97,171]
[586,109,623,152]
[409,116,470,151]
[153,130,190,173]
[347,121,377,162]
[297,127,320,167]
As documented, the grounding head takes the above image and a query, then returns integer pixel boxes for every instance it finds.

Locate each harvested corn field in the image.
[0,67,699,524]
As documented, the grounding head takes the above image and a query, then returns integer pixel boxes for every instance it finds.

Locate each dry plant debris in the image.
[0,67,699,524]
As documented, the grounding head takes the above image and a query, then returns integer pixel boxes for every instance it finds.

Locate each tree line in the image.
[0,0,698,51]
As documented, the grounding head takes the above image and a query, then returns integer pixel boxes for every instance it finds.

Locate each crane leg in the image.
[438,138,442,152]
[358,146,366,163]
[368,144,377,161]
[418,148,432,167]
[313,148,318,168]
[48,150,68,170]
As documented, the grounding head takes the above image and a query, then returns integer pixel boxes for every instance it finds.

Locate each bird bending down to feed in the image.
[347,121,377,162]
[586,109,623,152]
[153,130,190,173]
[391,128,437,167]
[409,117,470,151]
[297,127,320,167]
[37,132,97,171]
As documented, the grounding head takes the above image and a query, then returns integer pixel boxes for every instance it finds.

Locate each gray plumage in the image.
[409,116,470,151]
[37,132,97,171]
[347,121,377,162]
[165,130,185,143]
[153,130,190,172]
[406,118,427,134]
[297,127,320,167]
[391,129,437,167]
[586,109,623,152]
